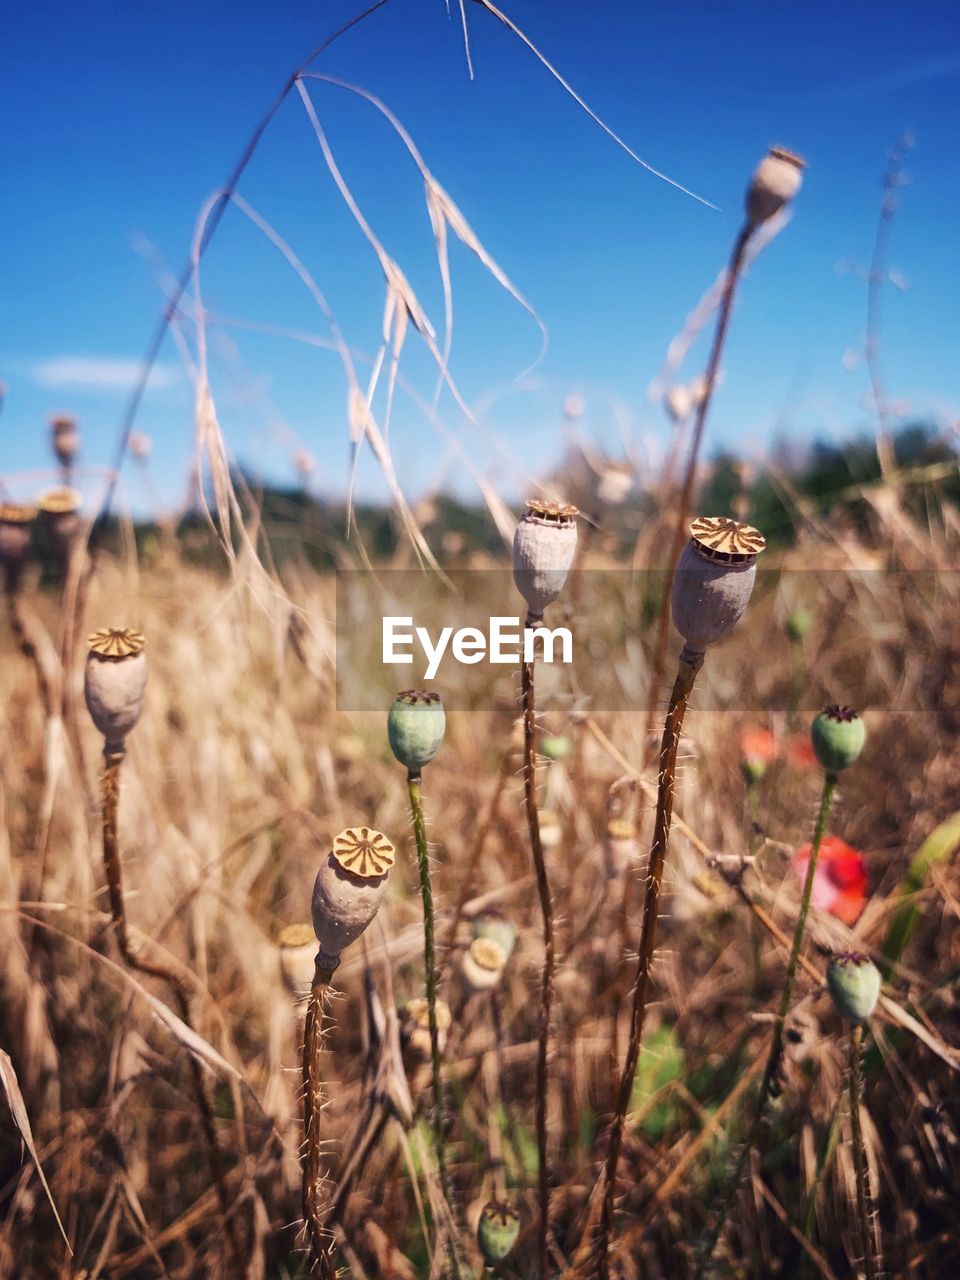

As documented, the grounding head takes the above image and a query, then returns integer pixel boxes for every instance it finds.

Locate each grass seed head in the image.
[746,146,806,228]
[827,952,881,1024]
[512,498,579,620]
[671,515,765,653]
[811,705,866,775]
[388,689,446,774]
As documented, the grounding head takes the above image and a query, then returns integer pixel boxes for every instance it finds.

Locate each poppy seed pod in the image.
[50,415,80,467]
[512,499,579,621]
[39,487,82,556]
[746,146,806,228]
[400,995,452,1062]
[596,462,633,507]
[278,922,318,999]
[811,705,866,775]
[0,504,36,587]
[671,516,766,654]
[461,936,507,993]
[84,628,147,752]
[540,734,571,763]
[827,952,881,1024]
[787,606,813,643]
[472,909,517,961]
[388,690,445,774]
[311,827,396,971]
[477,1201,521,1266]
[538,809,562,851]
[664,383,692,424]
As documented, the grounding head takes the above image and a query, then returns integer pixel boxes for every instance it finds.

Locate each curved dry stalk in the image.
[593,645,703,1278]
[520,615,554,1280]
[643,226,750,758]
[849,1023,876,1280]
[99,749,246,1278]
[302,969,340,1280]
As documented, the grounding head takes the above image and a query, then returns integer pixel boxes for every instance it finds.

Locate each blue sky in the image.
[2,0,959,512]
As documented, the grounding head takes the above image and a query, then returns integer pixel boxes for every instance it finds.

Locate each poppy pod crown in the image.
[811,704,866,775]
[512,498,579,620]
[477,1201,521,1265]
[671,516,765,654]
[746,146,806,227]
[311,826,396,971]
[84,628,147,751]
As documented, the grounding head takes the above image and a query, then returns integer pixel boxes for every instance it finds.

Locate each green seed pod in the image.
[472,909,517,960]
[387,690,445,774]
[477,1201,520,1266]
[540,734,571,763]
[811,705,865,775]
[786,606,813,643]
[827,952,881,1024]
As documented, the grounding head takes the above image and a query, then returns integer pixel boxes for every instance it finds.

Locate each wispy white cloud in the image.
[815,52,960,103]
[30,355,180,393]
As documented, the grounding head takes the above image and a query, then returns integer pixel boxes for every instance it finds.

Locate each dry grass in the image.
[0,485,958,1277]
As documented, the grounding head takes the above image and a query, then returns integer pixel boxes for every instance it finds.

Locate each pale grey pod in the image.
[39,488,82,557]
[84,628,147,751]
[512,499,579,619]
[278,923,318,999]
[311,827,396,970]
[603,819,640,880]
[746,147,805,227]
[671,516,766,653]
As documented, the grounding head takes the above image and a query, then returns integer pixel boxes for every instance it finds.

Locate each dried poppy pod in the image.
[472,909,517,961]
[387,689,446,775]
[50,414,80,468]
[746,146,805,228]
[38,487,82,556]
[84,628,147,753]
[538,808,562,851]
[664,383,692,424]
[596,462,633,507]
[477,1201,521,1266]
[827,952,881,1024]
[310,826,396,972]
[671,515,766,655]
[512,498,579,621]
[400,995,452,1062]
[0,504,36,588]
[128,431,152,460]
[461,936,507,993]
[277,922,318,999]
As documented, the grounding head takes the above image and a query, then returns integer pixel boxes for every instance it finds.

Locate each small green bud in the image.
[540,734,571,763]
[811,705,865,775]
[827,952,881,1024]
[387,690,445,774]
[741,757,766,785]
[477,1201,520,1265]
[472,909,517,960]
[786,607,813,643]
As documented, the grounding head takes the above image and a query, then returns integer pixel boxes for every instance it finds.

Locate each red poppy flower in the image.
[740,726,778,782]
[787,734,818,770]
[793,835,867,925]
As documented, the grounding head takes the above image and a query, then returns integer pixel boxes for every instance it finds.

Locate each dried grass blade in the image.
[0,1048,72,1254]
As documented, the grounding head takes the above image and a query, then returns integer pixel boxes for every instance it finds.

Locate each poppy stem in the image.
[696,772,837,1276]
[849,1022,877,1280]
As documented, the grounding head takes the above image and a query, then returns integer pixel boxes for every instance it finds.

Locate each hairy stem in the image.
[521,613,553,1280]
[408,773,452,1205]
[595,645,703,1278]
[100,748,246,1278]
[849,1023,876,1280]
[696,771,837,1277]
[302,968,339,1280]
[643,225,750,762]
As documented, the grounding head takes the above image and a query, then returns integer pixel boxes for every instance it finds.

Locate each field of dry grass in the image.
[1,475,958,1278]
